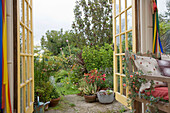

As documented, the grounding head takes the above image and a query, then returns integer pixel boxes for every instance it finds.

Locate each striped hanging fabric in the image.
[1,0,12,112]
[152,0,164,54]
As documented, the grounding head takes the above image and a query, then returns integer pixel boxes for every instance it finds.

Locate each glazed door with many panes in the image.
[113,0,136,108]
[18,0,34,113]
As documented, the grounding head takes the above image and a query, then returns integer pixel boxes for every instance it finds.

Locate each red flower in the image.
[123,83,126,87]
[122,58,125,61]
[133,85,135,88]
[103,78,106,81]
[102,74,106,77]
[133,82,135,84]
[130,75,133,78]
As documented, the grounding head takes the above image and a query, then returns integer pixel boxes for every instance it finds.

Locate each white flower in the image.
[66,40,69,42]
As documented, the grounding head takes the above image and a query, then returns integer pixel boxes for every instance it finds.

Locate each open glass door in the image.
[17,0,34,112]
[113,0,136,108]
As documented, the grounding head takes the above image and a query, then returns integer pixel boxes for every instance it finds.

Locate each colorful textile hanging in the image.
[0,0,12,112]
[152,0,164,54]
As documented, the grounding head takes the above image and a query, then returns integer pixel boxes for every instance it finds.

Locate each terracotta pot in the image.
[84,95,96,103]
[49,97,60,107]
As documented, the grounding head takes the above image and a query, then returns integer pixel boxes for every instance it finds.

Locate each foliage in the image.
[41,29,78,55]
[55,70,69,82]
[72,0,113,46]
[50,87,60,99]
[82,43,113,75]
[123,52,162,113]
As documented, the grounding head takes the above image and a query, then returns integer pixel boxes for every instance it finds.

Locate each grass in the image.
[57,86,80,95]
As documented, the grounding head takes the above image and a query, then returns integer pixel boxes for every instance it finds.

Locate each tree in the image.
[72,0,113,46]
[41,29,77,55]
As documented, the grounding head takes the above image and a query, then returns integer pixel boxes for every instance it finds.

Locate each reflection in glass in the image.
[127,0,132,8]
[29,57,32,78]
[29,32,32,53]
[20,56,23,84]
[123,77,126,96]
[25,29,27,53]
[116,17,119,34]
[20,88,23,113]
[25,57,28,80]
[121,13,125,32]
[30,82,32,103]
[117,56,120,73]
[29,8,31,28]
[128,32,133,52]
[127,8,132,30]
[116,0,119,15]
[121,34,125,53]
[25,2,27,25]
[20,25,23,53]
[117,75,120,93]
[121,0,125,12]
[26,85,28,107]
[19,0,23,22]
[116,36,120,53]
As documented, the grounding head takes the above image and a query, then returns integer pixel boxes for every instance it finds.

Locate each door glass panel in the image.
[20,25,23,53]
[19,0,23,22]
[117,75,120,93]
[25,1,27,25]
[20,88,24,113]
[29,57,32,78]
[20,56,23,84]
[117,56,120,73]
[116,0,119,15]
[29,32,32,53]
[128,31,133,52]
[116,17,119,34]
[127,0,132,8]
[121,0,125,12]
[29,8,31,28]
[26,84,28,107]
[25,29,27,53]
[116,36,120,53]
[121,34,125,53]
[30,81,32,103]
[121,13,125,32]
[127,8,132,30]
[25,57,28,80]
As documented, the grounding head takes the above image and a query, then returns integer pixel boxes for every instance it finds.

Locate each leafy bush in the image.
[82,43,113,75]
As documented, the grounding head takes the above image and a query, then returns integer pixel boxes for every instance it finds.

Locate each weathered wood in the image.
[134,100,142,113]
[139,75,170,83]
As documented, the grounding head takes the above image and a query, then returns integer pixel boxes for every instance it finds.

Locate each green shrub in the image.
[82,43,113,75]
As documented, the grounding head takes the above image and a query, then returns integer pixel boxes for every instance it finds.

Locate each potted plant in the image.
[82,69,106,102]
[49,87,61,107]
[97,89,114,104]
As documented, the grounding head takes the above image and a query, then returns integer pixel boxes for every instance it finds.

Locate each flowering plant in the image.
[82,69,106,95]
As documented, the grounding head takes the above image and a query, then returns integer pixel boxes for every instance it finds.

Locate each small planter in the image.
[97,90,114,104]
[49,97,61,107]
[84,95,96,103]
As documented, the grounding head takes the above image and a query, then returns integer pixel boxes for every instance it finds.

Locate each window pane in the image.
[116,17,119,34]
[116,36,120,53]
[127,8,132,30]
[127,0,132,8]
[123,77,126,96]
[121,0,125,12]
[128,31,133,52]
[20,56,23,84]
[121,13,125,32]
[25,57,28,80]
[116,0,119,15]
[29,8,31,28]
[117,56,120,73]
[20,88,24,113]
[26,84,28,107]
[25,1,27,25]
[30,81,32,103]
[29,32,32,53]
[29,57,32,79]
[117,75,120,93]
[25,29,27,53]
[121,34,125,53]
[20,25,23,53]
[19,0,23,22]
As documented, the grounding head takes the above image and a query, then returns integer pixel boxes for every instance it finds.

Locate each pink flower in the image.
[103,78,106,81]
[130,75,133,78]
[123,83,126,87]
[66,40,69,42]
[122,58,125,61]
[60,48,62,50]
[102,74,106,77]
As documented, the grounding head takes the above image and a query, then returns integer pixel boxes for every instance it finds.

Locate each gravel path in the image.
[45,95,130,113]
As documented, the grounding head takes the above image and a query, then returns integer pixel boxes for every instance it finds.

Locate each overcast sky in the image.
[33,0,77,46]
